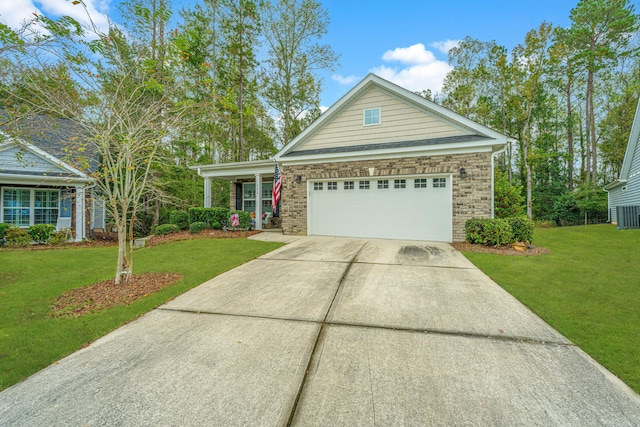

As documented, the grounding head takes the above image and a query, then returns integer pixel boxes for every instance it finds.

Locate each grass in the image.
[0,238,282,392]
[462,224,640,393]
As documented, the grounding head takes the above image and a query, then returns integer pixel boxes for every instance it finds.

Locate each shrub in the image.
[494,169,525,218]
[28,224,56,244]
[154,224,179,236]
[50,229,72,245]
[188,207,230,230]
[169,210,189,230]
[507,216,534,243]
[0,222,10,246]
[189,221,208,234]
[230,210,251,229]
[465,218,514,246]
[6,227,31,247]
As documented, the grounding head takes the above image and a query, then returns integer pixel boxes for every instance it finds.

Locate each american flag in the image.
[271,163,282,212]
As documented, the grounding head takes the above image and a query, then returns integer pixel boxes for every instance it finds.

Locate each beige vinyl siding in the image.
[299,87,468,151]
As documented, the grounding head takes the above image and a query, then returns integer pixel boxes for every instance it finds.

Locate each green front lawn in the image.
[0,238,282,391]
[462,224,640,393]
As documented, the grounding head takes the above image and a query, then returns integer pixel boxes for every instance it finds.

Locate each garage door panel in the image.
[308,175,452,242]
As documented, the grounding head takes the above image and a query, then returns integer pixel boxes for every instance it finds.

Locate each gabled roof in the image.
[274,74,507,162]
[0,134,92,185]
[604,98,640,191]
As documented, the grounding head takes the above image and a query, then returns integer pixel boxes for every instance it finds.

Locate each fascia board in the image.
[603,179,627,191]
[0,173,93,186]
[619,99,640,180]
[280,143,497,167]
[191,160,276,180]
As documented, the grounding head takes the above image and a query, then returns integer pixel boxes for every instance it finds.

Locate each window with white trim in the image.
[414,178,427,188]
[433,178,447,188]
[394,179,406,189]
[344,181,354,190]
[328,182,337,190]
[242,183,273,214]
[363,108,381,126]
[1,188,59,227]
[313,182,323,191]
[377,180,389,189]
[359,180,370,189]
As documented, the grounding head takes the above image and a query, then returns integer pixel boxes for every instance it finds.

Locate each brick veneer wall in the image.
[279,152,492,242]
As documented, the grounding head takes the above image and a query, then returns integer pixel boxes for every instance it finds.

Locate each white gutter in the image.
[491,146,508,218]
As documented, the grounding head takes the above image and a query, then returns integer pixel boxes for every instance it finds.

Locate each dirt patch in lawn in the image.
[146,229,261,246]
[51,273,182,318]
[450,242,551,256]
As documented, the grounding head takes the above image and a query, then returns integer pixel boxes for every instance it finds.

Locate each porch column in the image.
[75,185,86,242]
[255,173,262,230]
[204,177,212,208]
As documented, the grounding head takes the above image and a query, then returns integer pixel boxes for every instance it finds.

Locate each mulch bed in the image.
[450,241,550,256]
[51,273,182,318]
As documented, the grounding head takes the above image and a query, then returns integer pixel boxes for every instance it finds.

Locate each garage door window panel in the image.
[377,180,389,189]
[359,181,370,190]
[433,178,446,188]
[344,181,354,190]
[414,178,427,188]
[394,179,406,189]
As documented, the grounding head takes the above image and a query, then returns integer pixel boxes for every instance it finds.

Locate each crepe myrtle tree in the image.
[4,3,198,284]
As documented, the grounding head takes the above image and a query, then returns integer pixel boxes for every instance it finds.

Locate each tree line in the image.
[433,0,639,223]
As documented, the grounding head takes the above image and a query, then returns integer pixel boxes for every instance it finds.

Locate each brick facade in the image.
[278,152,492,242]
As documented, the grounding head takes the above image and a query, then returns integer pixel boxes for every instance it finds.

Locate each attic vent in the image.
[364,108,381,126]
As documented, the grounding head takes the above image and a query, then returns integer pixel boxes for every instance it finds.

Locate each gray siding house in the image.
[604,98,640,226]
[0,115,105,240]
[193,74,507,242]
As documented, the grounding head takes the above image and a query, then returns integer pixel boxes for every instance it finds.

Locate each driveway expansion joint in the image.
[285,241,368,427]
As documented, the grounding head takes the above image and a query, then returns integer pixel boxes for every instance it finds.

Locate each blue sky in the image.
[0,0,617,107]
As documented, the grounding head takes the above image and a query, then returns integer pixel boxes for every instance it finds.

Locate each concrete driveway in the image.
[1,236,640,426]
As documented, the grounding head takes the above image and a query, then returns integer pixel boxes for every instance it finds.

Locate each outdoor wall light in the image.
[295,175,302,184]
[459,167,467,178]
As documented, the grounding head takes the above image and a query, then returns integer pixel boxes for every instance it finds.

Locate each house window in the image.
[433,178,447,188]
[377,180,389,189]
[394,179,406,189]
[34,190,59,225]
[1,188,59,227]
[414,178,427,188]
[314,182,323,191]
[242,182,274,214]
[328,181,338,190]
[344,181,354,190]
[359,180,370,190]
[363,108,381,126]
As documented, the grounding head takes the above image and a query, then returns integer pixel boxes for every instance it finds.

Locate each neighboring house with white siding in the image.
[604,98,640,228]
[193,74,508,242]
[0,114,105,240]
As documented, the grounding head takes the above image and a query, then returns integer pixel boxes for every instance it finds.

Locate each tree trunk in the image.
[566,71,574,190]
[115,219,127,285]
[524,136,533,219]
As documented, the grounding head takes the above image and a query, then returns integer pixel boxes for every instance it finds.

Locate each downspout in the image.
[491,145,508,218]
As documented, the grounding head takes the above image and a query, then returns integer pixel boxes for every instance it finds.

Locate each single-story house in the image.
[0,115,105,241]
[193,74,508,242]
[604,97,640,228]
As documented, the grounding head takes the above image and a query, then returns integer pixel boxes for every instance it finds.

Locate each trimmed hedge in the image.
[507,216,534,243]
[28,224,56,244]
[465,217,533,246]
[169,210,189,230]
[155,224,180,236]
[189,221,208,234]
[188,207,230,230]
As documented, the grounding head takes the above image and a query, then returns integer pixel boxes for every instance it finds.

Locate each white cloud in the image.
[371,43,452,93]
[0,0,111,35]
[382,43,435,65]
[332,74,360,86]
[430,39,461,55]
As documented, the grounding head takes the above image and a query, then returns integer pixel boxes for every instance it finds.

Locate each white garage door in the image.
[308,175,452,242]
